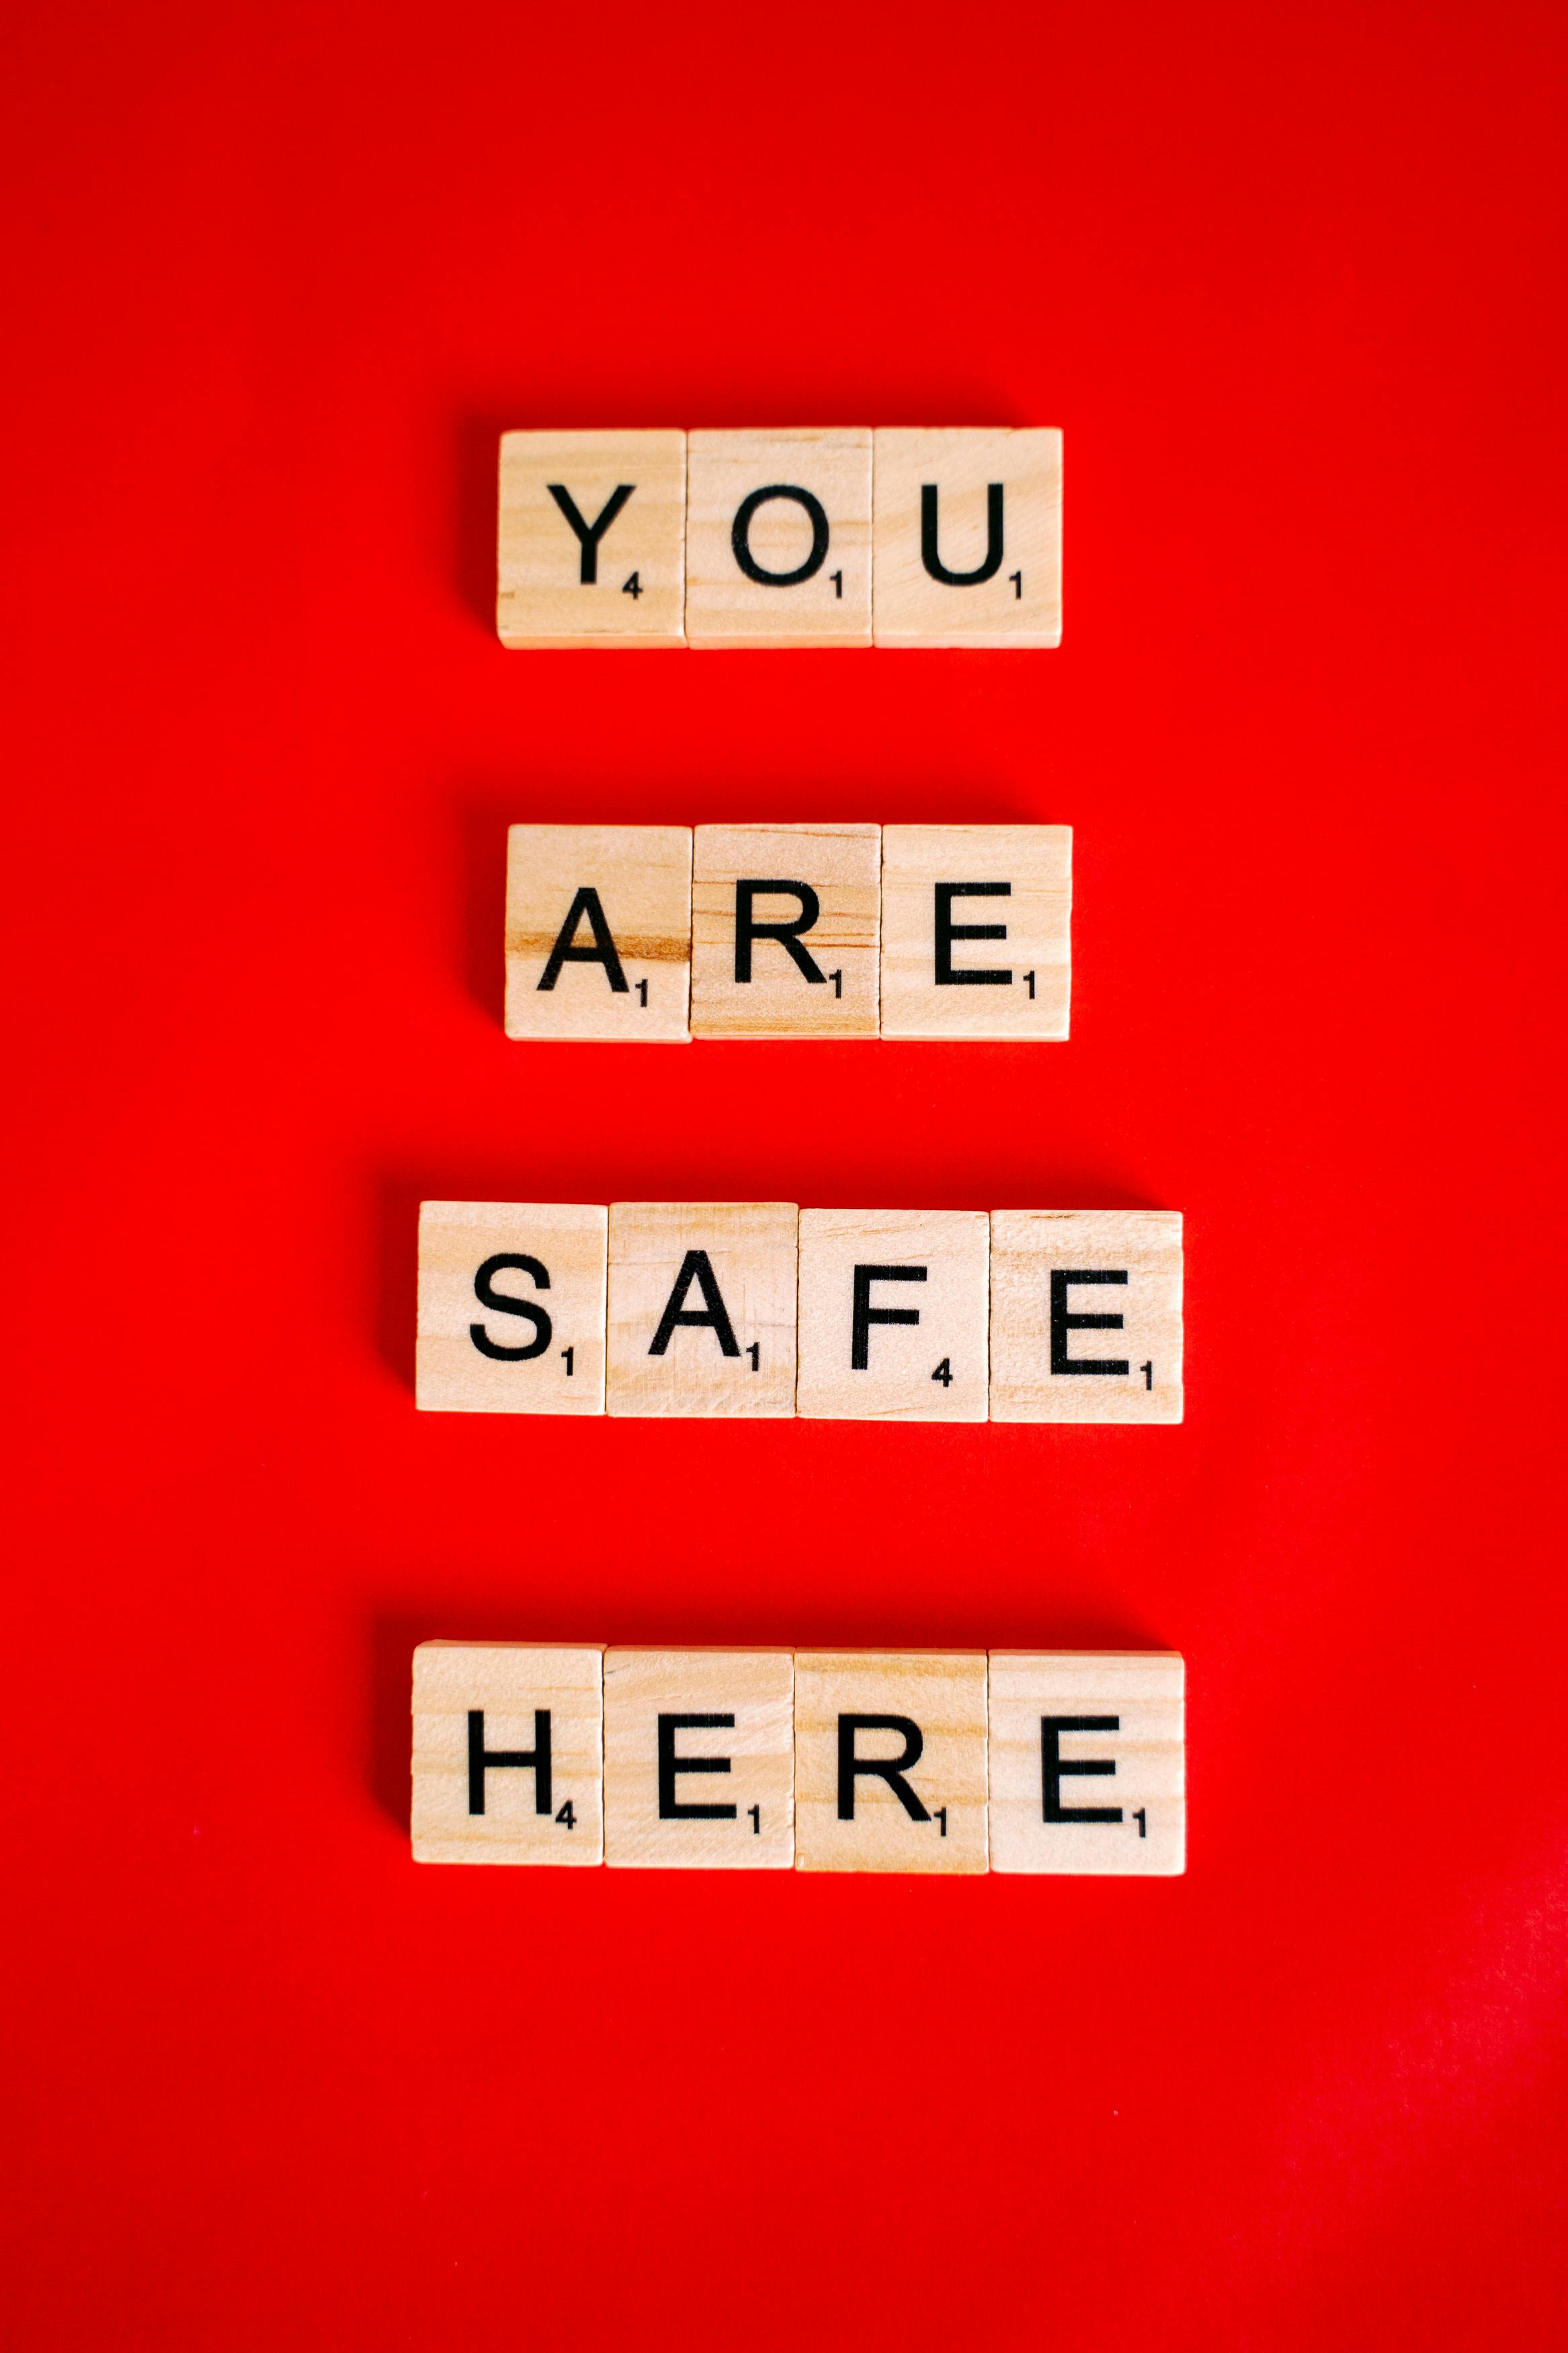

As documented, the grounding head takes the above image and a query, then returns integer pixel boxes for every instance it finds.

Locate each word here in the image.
[505,823,1072,1042]
[415,1203,1184,1423]
[412,1643,1186,1876]
[497,428,1062,649]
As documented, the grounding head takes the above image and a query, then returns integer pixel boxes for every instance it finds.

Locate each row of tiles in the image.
[413,1644,1185,1876]
[499,428,1062,649]
[505,822,1072,1042]
[417,1203,1184,1423]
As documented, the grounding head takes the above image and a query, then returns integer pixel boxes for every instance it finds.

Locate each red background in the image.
[4,1,1565,2346]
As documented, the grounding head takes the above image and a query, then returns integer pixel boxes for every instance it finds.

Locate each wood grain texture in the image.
[685,428,872,647]
[411,1642,604,1865]
[796,1207,989,1421]
[989,1209,1184,1423]
[988,1652,1185,1875]
[497,429,685,648]
[794,1650,988,1873]
[606,1200,798,1416]
[416,1201,607,1414]
[504,825,692,1041]
[872,428,1062,647]
[879,824,1071,1039]
[690,823,880,1038]
[604,1648,794,1868]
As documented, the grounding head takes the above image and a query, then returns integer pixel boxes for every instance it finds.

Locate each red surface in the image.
[4,2,1565,2346]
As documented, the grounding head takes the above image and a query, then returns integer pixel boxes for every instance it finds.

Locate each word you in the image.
[498,427,1062,649]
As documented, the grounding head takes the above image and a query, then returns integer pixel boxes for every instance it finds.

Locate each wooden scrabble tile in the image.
[504,825,692,1042]
[796,1208,989,1421]
[604,1648,794,1868]
[416,1201,608,1414]
[497,429,686,648]
[794,1650,988,1873]
[690,823,880,1038]
[606,1201,798,1417]
[988,1652,1185,1875]
[685,429,872,648]
[989,1210,1184,1423]
[411,1642,604,1864]
[872,428,1063,648]
[879,824,1072,1040]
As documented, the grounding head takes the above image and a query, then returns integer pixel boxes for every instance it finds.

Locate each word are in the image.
[416,1203,1184,1425]
[412,1644,1185,1876]
[498,427,1061,649]
[505,822,1071,1043]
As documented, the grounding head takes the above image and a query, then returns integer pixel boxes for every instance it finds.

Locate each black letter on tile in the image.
[731,485,830,585]
[649,1249,742,1358]
[734,880,825,984]
[471,1253,552,1360]
[920,483,1003,584]
[934,881,1012,985]
[1041,1716,1122,1824]
[838,1715,930,1821]
[537,885,630,994]
[546,482,634,583]
[658,1713,737,1820]
[852,1264,927,1369]
[1050,1270,1130,1375]
[468,1708,552,1814]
